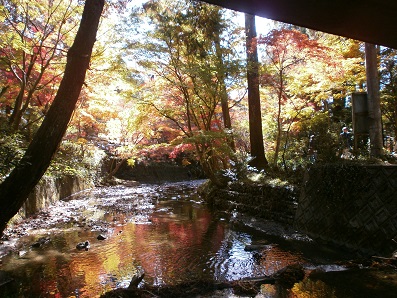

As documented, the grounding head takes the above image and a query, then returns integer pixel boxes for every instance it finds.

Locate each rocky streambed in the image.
[0,180,396,297]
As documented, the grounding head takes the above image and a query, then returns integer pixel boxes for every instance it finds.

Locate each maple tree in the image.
[0,0,82,132]
[310,31,383,158]
[123,0,243,184]
[258,28,347,167]
[0,0,104,236]
[58,8,150,183]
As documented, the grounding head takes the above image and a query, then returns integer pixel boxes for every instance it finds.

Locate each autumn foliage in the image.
[1,0,396,187]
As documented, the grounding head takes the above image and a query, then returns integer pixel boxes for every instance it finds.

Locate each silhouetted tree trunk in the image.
[365,43,383,157]
[0,0,104,236]
[245,13,268,169]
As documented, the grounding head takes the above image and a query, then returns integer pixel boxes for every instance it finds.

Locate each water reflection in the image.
[0,181,351,297]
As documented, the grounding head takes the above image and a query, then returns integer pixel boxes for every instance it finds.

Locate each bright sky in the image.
[254,16,274,35]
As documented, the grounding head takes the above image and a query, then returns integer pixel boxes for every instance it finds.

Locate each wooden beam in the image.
[201,0,397,49]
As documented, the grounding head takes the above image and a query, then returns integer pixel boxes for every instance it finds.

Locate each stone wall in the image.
[203,181,299,226]
[116,162,204,183]
[294,164,397,256]
[19,175,94,218]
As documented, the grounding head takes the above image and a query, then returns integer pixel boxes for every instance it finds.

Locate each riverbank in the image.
[5,175,94,234]
[200,163,397,258]
[1,179,396,298]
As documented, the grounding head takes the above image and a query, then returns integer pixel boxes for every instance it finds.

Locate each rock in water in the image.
[31,237,50,248]
[97,234,106,240]
[76,241,90,250]
[274,264,305,288]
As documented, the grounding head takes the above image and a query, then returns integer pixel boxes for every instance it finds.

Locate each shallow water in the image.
[0,180,393,297]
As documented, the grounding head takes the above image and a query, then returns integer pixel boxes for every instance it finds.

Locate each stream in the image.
[0,180,396,297]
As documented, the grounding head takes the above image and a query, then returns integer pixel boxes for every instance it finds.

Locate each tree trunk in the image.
[104,158,126,183]
[0,0,104,236]
[244,13,268,169]
[273,71,283,165]
[9,88,25,130]
[9,53,38,130]
[365,43,383,157]
[213,18,235,152]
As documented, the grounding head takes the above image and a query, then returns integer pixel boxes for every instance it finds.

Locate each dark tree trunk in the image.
[365,43,383,157]
[0,0,104,236]
[9,88,25,130]
[9,54,37,130]
[244,13,268,169]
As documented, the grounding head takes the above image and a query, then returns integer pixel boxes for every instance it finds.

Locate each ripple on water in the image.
[0,180,355,298]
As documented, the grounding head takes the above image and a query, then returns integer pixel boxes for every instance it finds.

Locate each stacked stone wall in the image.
[116,162,203,183]
[204,182,298,225]
[295,164,397,256]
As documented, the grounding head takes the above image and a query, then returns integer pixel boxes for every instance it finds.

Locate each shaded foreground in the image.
[0,180,396,297]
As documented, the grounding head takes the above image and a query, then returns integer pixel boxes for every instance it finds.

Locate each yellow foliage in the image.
[77,138,88,145]
[291,279,336,298]
[181,158,191,166]
[127,158,135,167]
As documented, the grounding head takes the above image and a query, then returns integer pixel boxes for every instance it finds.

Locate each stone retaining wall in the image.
[294,164,397,256]
[204,181,299,226]
[19,175,94,218]
[116,162,204,183]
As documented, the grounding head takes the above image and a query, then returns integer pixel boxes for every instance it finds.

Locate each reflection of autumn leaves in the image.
[34,255,68,297]
[27,233,108,297]
[59,226,139,297]
[292,279,336,298]
[258,245,305,276]
[4,183,223,296]
[68,251,109,297]
[131,205,225,284]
